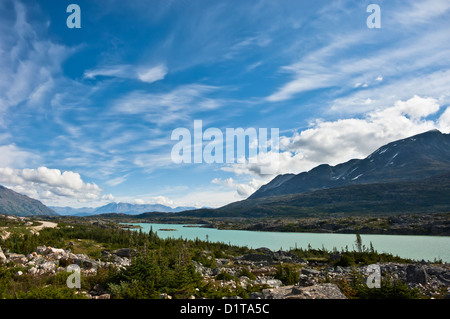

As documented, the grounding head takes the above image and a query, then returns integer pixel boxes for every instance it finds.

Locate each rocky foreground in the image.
[0,244,132,299]
[1,244,450,299]
[194,248,450,299]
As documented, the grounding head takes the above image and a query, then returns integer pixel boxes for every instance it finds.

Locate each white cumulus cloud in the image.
[0,166,102,204]
[137,64,168,83]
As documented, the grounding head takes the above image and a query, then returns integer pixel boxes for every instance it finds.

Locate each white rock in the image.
[0,246,6,263]
[255,278,283,288]
[36,246,48,255]
[39,261,56,273]
[46,247,65,255]
[28,267,39,275]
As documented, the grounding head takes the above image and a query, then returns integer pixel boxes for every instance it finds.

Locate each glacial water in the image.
[127,223,450,263]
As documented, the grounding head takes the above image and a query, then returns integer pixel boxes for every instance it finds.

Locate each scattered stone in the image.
[39,261,57,274]
[235,253,273,265]
[254,278,283,288]
[235,247,307,266]
[28,267,38,275]
[445,289,450,299]
[298,274,316,287]
[36,246,48,255]
[192,260,213,277]
[113,248,136,258]
[290,283,347,299]
[406,265,429,285]
[46,247,66,255]
[92,294,111,299]
[7,253,27,264]
[262,286,293,299]
[215,258,231,267]
[262,284,347,299]
[0,246,6,263]
[301,268,320,276]
[249,292,263,299]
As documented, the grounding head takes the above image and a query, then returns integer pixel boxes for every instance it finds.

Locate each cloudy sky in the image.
[1,0,450,208]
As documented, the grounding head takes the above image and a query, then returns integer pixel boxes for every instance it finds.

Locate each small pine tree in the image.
[355,233,362,252]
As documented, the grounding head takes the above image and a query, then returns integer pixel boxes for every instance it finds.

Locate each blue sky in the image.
[1,0,450,208]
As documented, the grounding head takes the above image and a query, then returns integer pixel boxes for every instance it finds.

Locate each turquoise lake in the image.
[127,223,450,263]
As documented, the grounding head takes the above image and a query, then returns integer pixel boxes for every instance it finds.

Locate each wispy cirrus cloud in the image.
[0,0,76,123]
[267,27,450,104]
[111,84,223,126]
[266,33,366,102]
[266,0,450,106]
[0,144,39,168]
[84,63,168,83]
[392,0,450,25]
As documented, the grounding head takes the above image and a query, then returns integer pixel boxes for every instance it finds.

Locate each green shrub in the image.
[239,267,256,280]
[354,279,421,299]
[13,286,87,299]
[216,271,235,281]
[334,254,355,267]
[274,264,299,285]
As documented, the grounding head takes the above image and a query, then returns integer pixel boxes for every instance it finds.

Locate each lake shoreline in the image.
[111,212,450,236]
[125,222,450,263]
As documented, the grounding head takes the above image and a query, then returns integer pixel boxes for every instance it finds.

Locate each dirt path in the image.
[0,217,58,239]
[32,220,58,231]
[30,220,58,234]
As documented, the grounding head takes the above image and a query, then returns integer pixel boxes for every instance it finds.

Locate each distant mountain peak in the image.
[51,202,197,216]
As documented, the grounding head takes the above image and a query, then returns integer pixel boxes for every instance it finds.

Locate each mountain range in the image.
[50,202,197,216]
[0,187,196,217]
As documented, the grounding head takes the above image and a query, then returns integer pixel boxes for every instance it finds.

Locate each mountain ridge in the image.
[0,185,57,217]
[250,129,450,199]
[172,172,450,217]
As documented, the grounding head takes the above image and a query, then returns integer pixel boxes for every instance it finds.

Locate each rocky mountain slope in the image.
[0,185,57,217]
[174,172,450,217]
[250,130,450,199]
